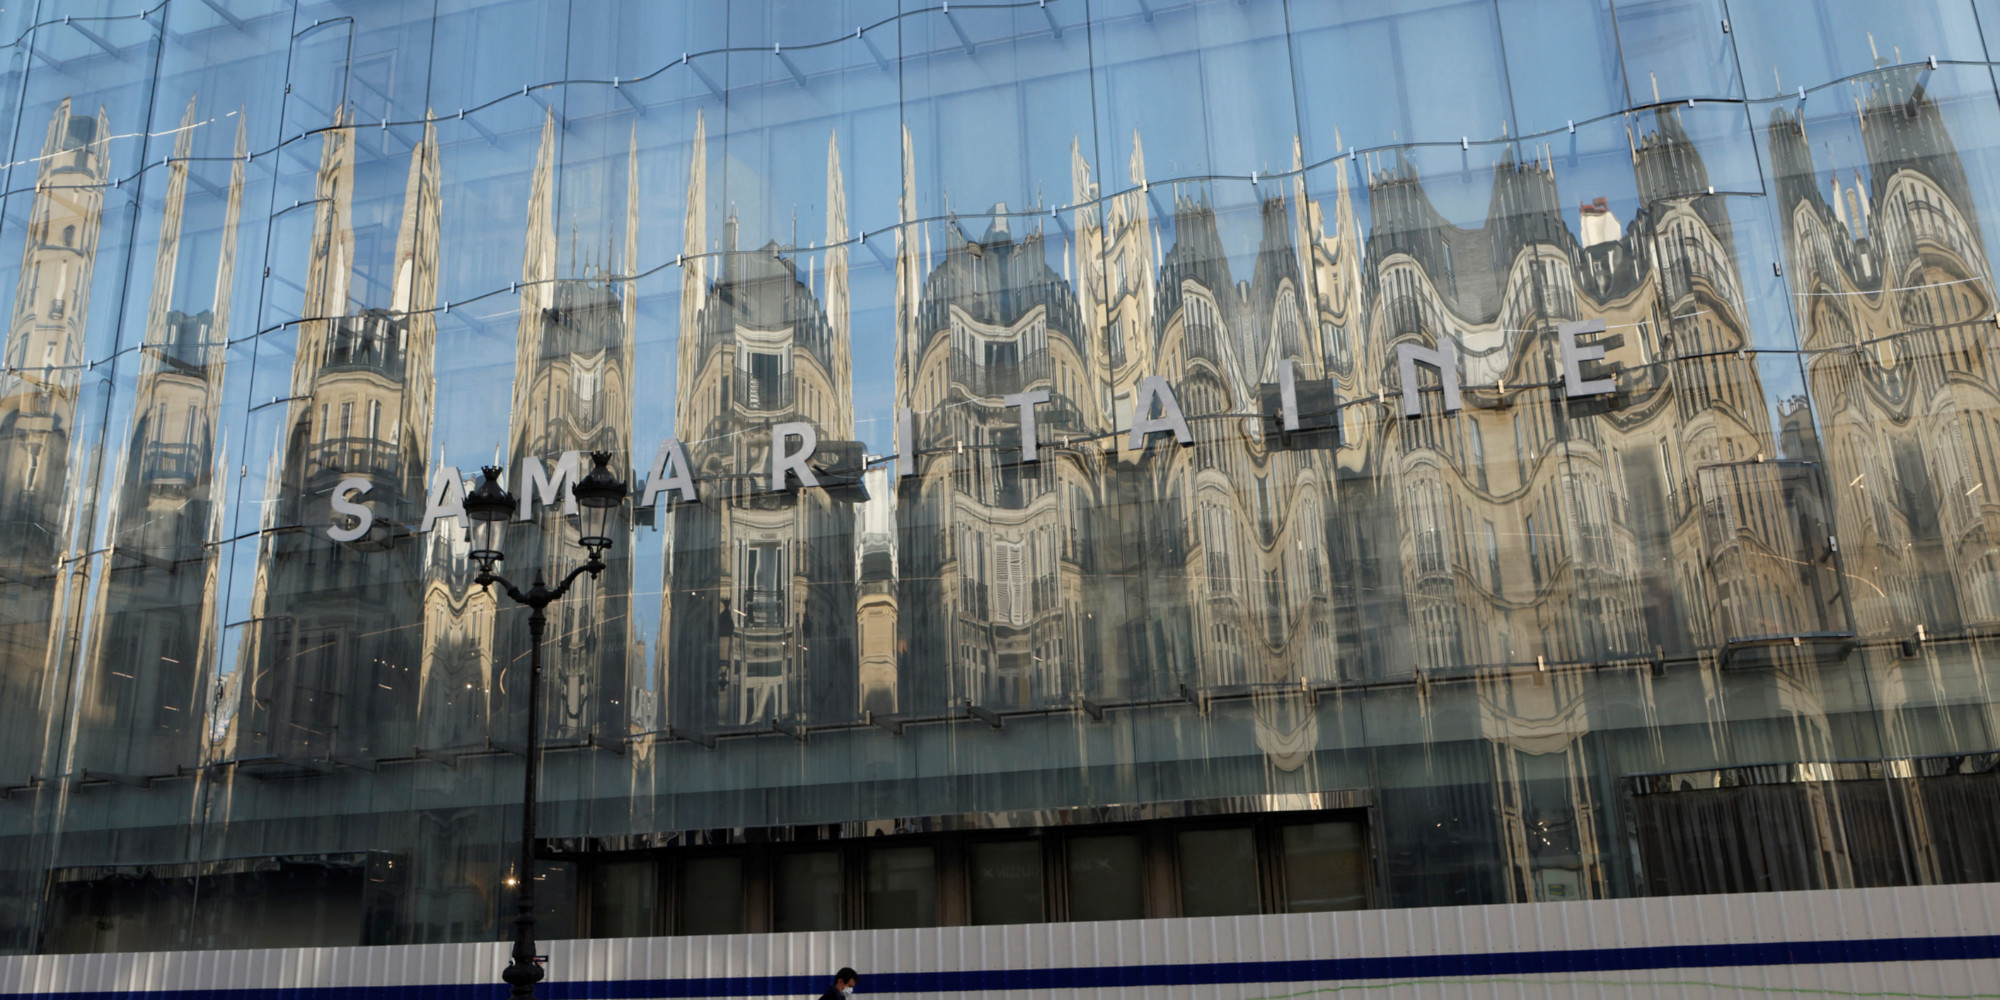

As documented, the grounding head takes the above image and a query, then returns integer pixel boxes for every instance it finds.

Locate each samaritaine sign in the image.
[325,322,1616,542]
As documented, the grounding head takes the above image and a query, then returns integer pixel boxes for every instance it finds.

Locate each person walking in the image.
[817,967,859,999]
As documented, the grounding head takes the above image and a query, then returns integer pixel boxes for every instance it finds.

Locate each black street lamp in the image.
[466,451,626,1000]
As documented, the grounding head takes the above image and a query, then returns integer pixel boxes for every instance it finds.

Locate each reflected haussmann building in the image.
[0,0,1996,957]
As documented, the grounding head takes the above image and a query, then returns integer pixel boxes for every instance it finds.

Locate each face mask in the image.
[841,989,854,997]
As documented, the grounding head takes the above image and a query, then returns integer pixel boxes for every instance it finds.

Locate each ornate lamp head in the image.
[464,464,515,573]
[570,450,627,560]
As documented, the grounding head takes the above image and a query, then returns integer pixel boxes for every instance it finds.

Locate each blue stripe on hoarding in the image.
[6,933,1999,1000]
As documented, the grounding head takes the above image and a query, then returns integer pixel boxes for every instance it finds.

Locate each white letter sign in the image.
[1559,319,1616,398]
[517,451,581,520]
[1003,389,1051,462]
[770,422,819,491]
[420,466,468,533]
[326,478,375,542]
[1396,341,1462,417]
[641,437,699,506]
[1128,376,1193,449]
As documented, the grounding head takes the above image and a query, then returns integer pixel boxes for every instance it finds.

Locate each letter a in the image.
[1128,376,1193,450]
[421,466,468,533]
[642,437,700,506]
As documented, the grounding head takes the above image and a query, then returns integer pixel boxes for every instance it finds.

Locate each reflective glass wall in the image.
[0,0,1997,952]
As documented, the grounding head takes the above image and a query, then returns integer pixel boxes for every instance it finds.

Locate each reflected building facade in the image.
[499,113,638,741]
[75,99,245,780]
[0,0,1996,962]
[231,116,440,763]
[665,118,858,732]
[0,100,107,781]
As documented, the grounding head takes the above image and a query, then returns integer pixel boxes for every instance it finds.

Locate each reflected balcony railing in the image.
[730,367,794,412]
[319,314,408,380]
[741,587,786,629]
[139,441,206,488]
[949,348,1049,398]
[307,436,404,483]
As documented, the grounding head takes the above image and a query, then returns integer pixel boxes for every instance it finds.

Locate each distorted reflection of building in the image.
[76,99,246,779]
[1767,59,2000,887]
[0,99,109,779]
[1290,104,1843,902]
[500,112,638,740]
[855,467,897,715]
[1148,191,1339,696]
[232,114,440,762]
[895,199,1106,713]
[417,524,496,750]
[665,119,859,731]
[1776,62,2000,639]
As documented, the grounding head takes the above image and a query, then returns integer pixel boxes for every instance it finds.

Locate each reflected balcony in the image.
[307,436,406,485]
[741,587,787,629]
[730,367,794,412]
[949,348,1049,398]
[317,312,409,382]
[139,442,206,494]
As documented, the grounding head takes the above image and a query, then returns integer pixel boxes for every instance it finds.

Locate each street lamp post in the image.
[464,451,627,1000]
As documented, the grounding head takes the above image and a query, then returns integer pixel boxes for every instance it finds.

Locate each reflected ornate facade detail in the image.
[232,113,439,762]
[665,115,858,732]
[0,100,108,781]
[501,112,637,740]
[78,99,245,779]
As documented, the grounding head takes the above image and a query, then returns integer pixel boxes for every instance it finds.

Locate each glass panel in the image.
[1497,0,1625,136]
[588,861,656,938]
[864,845,936,929]
[774,850,841,932]
[1612,0,1741,103]
[1731,0,1984,101]
[1282,821,1368,911]
[1176,826,1259,917]
[8,0,2000,957]
[968,840,1043,925]
[1288,0,1514,160]
[677,856,744,937]
[1066,834,1143,922]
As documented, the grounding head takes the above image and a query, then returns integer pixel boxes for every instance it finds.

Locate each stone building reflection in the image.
[232,114,440,762]
[0,99,109,779]
[895,158,1107,713]
[76,99,246,779]
[664,117,860,733]
[498,113,639,741]
[1769,61,2000,886]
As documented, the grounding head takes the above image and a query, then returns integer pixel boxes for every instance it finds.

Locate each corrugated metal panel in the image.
[0,883,1994,999]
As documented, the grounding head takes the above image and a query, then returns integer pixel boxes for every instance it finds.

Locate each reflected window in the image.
[1177,827,1259,917]
[775,851,841,932]
[983,338,1018,372]
[969,840,1043,925]
[1066,834,1143,921]
[865,846,936,929]
[744,543,785,627]
[1484,521,1502,592]
[745,350,784,410]
[1282,821,1368,913]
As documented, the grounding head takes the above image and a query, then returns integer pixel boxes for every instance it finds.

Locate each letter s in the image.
[327,477,375,543]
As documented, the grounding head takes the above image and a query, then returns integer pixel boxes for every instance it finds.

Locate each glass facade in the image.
[0,0,1996,953]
